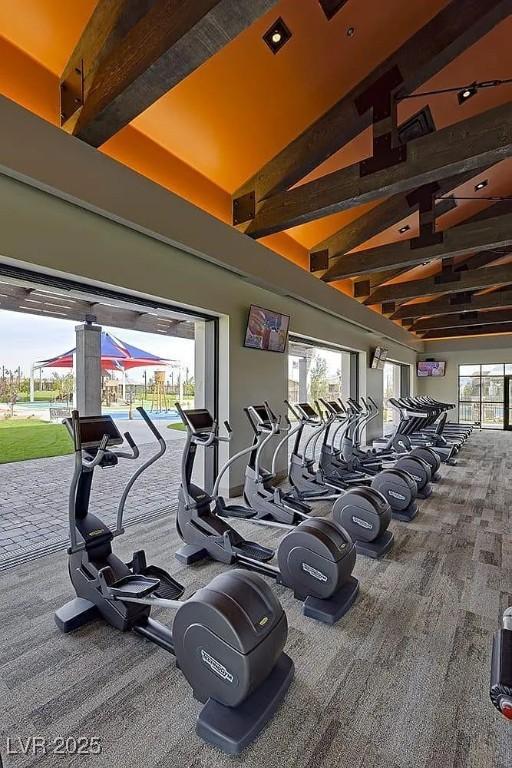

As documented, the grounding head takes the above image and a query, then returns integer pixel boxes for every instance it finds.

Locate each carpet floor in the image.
[0,430,511,767]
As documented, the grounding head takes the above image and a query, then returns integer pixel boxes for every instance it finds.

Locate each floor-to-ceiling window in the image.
[288,338,357,407]
[458,364,508,429]
[383,360,402,431]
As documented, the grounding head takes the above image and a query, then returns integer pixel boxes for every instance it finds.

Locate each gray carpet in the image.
[1,430,512,767]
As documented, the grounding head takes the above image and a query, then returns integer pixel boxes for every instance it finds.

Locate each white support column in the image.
[29,364,35,403]
[75,323,102,416]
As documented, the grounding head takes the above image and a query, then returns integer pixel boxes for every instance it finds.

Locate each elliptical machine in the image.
[316,399,420,522]
[285,401,394,558]
[243,403,313,524]
[175,404,360,624]
[55,408,294,754]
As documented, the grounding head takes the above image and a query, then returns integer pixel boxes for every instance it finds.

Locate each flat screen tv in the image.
[370,347,388,370]
[244,305,290,353]
[417,360,446,377]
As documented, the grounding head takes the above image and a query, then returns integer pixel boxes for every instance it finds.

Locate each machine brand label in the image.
[200,649,234,683]
[388,490,405,501]
[302,562,328,582]
[410,475,421,482]
[352,516,373,530]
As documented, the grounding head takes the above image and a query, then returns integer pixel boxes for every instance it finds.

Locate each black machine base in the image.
[391,503,418,523]
[355,530,394,559]
[302,576,359,624]
[417,484,433,500]
[176,544,210,565]
[196,652,294,754]
[55,597,99,632]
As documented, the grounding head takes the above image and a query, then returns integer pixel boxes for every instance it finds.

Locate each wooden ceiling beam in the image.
[61,0,277,147]
[243,101,512,239]
[390,288,512,320]
[366,261,512,305]
[322,209,512,280]
[234,0,510,205]
[421,322,512,340]
[413,307,512,332]
[311,170,475,275]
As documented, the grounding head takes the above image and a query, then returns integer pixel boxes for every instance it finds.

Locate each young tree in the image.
[309,354,329,402]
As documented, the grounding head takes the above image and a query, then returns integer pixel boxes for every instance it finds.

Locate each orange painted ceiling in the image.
[0,0,511,317]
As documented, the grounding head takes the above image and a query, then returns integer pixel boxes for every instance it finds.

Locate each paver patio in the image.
[0,432,185,568]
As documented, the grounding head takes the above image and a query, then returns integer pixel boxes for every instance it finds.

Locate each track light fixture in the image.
[395,78,511,105]
[474,179,489,192]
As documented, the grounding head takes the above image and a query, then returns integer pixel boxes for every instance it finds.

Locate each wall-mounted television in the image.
[417,360,446,377]
[370,347,388,370]
[244,305,290,353]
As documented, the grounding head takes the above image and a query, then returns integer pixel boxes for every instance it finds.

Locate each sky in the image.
[0,310,195,382]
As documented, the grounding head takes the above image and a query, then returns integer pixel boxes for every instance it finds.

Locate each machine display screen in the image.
[65,416,123,448]
[298,403,317,418]
[185,409,214,431]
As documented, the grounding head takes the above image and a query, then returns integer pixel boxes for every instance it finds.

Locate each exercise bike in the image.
[54,408,294,754]
[174,404,360,624]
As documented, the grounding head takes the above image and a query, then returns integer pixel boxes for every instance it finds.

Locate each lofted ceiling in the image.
[0,0,511,341]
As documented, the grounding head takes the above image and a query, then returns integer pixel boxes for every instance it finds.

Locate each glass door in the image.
[505,376,512,430]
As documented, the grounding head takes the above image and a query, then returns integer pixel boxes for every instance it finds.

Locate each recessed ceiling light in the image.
[399,225,411,234]
[263,18,291,54]
[474,179,489,192]
[346,26,355,37]
[457,84,477,104]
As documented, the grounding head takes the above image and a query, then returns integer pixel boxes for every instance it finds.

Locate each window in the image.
[383,361,402,431]
[458,364,505,429]
[288,338,357,406]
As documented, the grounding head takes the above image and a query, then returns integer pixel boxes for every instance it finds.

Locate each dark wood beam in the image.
[366,262,512,305]
[421,322,512,339]
[413,307,512,332]
[353,269,406,298]
[455,248,509,272]
[322,210,512,280]
[62,0,277,146]
[391,288,512,320]
[311,171,473,274]
[60,1,156,128]
[244,101,512,238]
[234,0,510,203]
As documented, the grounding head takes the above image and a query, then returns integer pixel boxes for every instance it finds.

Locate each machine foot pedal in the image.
[302,576,359,625]
[355,530,394,559]
[141,565,185,600]
[196,653,294,754]
[234,541,275,563]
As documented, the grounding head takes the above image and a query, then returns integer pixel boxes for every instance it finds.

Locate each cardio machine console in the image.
[182,408,215,435]
[297,403,318,419]
[64,415,123,448]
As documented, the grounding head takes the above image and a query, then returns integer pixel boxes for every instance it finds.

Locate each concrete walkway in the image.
[0,432,186,568]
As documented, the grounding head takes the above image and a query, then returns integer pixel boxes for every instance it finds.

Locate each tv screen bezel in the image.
[417,360,446,377]
[243,304,290,354]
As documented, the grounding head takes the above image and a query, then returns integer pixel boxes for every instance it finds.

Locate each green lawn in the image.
[0,419,73,464]
[168,422,187,431]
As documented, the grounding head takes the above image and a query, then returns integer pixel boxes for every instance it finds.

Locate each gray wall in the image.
[417,337,512,421]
